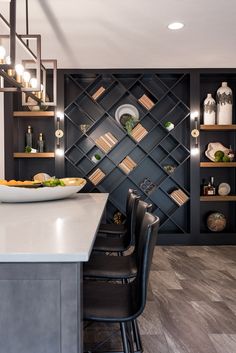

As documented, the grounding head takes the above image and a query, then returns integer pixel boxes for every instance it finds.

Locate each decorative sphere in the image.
[207,212,226,232]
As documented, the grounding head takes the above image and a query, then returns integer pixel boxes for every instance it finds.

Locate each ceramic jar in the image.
[203,93,216,125]
[216,82,233,125]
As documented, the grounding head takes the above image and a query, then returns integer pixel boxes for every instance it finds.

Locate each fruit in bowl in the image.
[60,178,86,187]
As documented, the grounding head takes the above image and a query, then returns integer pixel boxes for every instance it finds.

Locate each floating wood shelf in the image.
[200,162,236,167]
[14,152,55,158]
[200,124,236,131]
[200,195,236,201]
[13,111,55,117]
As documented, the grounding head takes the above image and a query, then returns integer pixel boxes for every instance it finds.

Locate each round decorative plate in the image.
[207,212,226,232]
[115,104,139,126]
[218,183,231,196]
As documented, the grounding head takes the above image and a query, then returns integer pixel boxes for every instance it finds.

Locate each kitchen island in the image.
[0,192,108,353]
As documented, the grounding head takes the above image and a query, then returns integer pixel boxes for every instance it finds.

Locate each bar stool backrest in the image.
[132,212,159,319]
[125,189,140,245]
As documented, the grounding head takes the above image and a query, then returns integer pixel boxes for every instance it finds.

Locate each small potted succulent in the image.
[164,121,175,131]
[91,153,101,164]
[124,115,136,134]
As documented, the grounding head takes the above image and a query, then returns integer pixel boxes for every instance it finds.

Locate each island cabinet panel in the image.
[0,263,83,353]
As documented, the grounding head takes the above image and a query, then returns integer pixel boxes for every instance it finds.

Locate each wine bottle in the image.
[26,125,33,148]
[37,133,44,152]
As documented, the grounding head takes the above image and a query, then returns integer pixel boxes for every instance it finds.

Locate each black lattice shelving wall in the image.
[64,72,190,235]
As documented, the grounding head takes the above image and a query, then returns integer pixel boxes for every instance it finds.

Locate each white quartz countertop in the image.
[0,193,108,262]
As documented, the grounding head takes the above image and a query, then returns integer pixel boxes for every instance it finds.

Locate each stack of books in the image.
[92,86,106,100]
[119,156,137,174]
[130,123,148,142]
[95,132,118,153]
[88,168,106,185]
[170,189,189,206]
[138,94,155,110]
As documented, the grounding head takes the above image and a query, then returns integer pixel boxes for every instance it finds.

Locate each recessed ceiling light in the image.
[168,22,184,30]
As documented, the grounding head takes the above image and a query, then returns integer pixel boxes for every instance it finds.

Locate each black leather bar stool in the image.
[97,189,137,237]
[84,212,159,353]
[84,200,152,280]
[93,192,140,253]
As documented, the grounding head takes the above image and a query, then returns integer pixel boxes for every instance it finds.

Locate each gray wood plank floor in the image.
[84,246,236,353]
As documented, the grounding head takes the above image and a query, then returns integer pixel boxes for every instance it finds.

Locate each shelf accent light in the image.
[0,0,57,106]
[55,112,64,156]
[191,115,200,156]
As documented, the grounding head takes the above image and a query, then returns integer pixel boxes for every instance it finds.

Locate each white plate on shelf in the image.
[0,184,86,203]
[115,104,139,126]
[218,183,231,196]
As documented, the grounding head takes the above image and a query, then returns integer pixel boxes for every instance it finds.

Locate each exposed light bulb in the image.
[0,45,6,62]
[168,22,184,30]
[15,64,24,83]
[15,64,24,75]
[56,148,64,156]
[191,146,199,156]
[30,78,38,89]
[5,55,15,76]
[22,71,31,87]
[5,55,11,65]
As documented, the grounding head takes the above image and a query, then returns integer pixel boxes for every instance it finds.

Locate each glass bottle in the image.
[37,133,44,152]
[25,125,33,148]
[205,177,216,195]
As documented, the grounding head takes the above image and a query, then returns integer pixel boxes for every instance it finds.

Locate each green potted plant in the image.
[91,153,101,164]
[164,121,174,131]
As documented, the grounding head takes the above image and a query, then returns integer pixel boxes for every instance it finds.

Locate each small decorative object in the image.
[130,123,148,142]
[95,132,118,153]
[33,173,52,182]
[207,212,226,232]
[163,165,176,174]
[216,82,233,125]
[164,121,174,131]
[228,145,234,162]
[26,94,49,111]
[170,189,189,206]
[115,104,139,126]
[37,133,45,153]
[124,116,136,134]
[139,178,156,195]
[80,124,90,134]
[204,176,216,195]
[205,142,229,162]
[203,93,216,125]
[113,211,125,225]
[24,146,37,153]
[138,94,155,110]
[92,86,106,100]
[119,156,137,174]
[91,154,101,164]
[218,183,231,196]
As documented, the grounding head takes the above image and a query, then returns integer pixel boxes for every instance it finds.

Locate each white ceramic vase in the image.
[203,93,216,125]
[216,82,233,125]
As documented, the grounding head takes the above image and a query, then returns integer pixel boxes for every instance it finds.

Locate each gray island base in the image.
[0,193,108,353]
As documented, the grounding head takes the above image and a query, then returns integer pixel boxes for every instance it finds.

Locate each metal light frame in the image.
[0,0,57,106]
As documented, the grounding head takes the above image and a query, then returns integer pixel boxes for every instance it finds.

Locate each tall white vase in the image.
[203,93,216,125]
[216,82,233,125]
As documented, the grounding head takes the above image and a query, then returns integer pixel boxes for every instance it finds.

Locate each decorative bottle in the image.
[216,82,233,125]
[203,93,216,125]
[25,125,33,148]
[37,133,44,152]
[205,177,216,196]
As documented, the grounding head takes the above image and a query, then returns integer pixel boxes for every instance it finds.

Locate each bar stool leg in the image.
[120,322,130,353]
[131,320,143,352]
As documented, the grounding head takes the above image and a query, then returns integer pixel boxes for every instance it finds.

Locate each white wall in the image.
[0,92,4,179]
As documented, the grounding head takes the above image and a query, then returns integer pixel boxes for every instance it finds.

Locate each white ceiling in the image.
[1,0,236,68]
